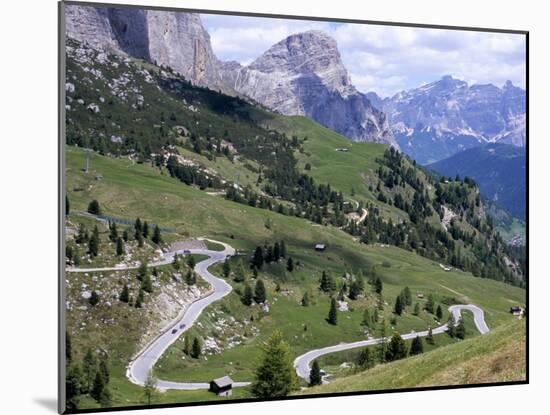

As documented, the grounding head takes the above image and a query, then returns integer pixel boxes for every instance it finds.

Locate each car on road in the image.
[171,328,178,334]
[183,250,191,254]
[180,324,186,329]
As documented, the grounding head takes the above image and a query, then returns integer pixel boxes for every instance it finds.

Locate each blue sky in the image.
[201,13,526,97]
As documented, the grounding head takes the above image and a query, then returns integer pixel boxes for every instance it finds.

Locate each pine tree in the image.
[252,246,264,269]
[134,218,142,240]
[187,255,196,269]
[119,285,129,303]
[409,336,424,355]
[403,286,412,306]
[87,199,101,215]
[142,221,149,239]
[357,347,373,369]
[376,321,388,363]
[374,277,383,294]
[348,280,362,300]
[66,363,84,410]
[136,231,144,248]
[191,337,201,358]
[394,294,404,316]
[137,261,148,282]
[98,386,112,408]
[222,261,231,278]
[233,261,246,282]
[425,294,435,314]
[286,256,294,272]
[89,291,99,306]
[447,314,457,338]
[185,270,196,285]
[301,292,310,307]
[456,317,466,339]
[386,333,408,361]
[135,289,144,308]
[436,304,443,320]
[183,335,191,355]
[254,279,267,303]
[82,349,96,393]
[251,331,298,398]
[327,297,338,325]
[116,237,124,256]
[242,284,253,306]
[91,370,105,402]
[88,226,100,257]
[152,225,162,244]
[309,360,322,386]
[413,302,421,316]
[122,229,129,242]
[108,221,118,242]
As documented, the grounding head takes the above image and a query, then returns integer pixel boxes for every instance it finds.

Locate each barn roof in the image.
[212,375,234,388]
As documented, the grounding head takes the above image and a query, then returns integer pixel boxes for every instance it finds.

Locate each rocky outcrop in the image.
[223,31,396,146]
[65,4,228,92]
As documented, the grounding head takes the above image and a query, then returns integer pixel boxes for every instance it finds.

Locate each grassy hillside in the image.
[299,319,526,394]
[65,146,525,408]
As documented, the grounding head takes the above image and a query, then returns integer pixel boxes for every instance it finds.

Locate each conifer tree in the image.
[116,237,124,256]
[301,292,310,307]
[87,199,101,215]
[403,286,412,306]
[357,347,373,369]
[222,261,231,278]
[82,349,96,393]
[142,221,149,239]
[134,218,142,240]
[141,273,153,293]
[456,317,466,339]
[436,304,443,320]
[362,309,372,328]
[152,225,162,244]
[119,285,129,303]
[447,314,457,338]
[394,294,404,316]
[413,302,421,316]
[286,256,294,272]
[242,284,253,306]
[108,222,118,242]
[89,291,99,306]
[137,261,148,282]
[91,371,105,402]
[143,371,157,406]
[309,360,322,386]
[191,337,201,358]
[122,229,129,242]
[135,289,144,308]
[187,255,196,269]
[251,331,297,398]
[374,277,383,294]
[183,335,191,355]
[386,333,408,361]
[280,240,287,258]
[425,294,435,314]
[88,226,100,257]
[409,336,424,355]
[327,297,338,325]
[254,279,267,304]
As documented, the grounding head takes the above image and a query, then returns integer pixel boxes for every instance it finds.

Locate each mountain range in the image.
[367,76,526,164]
[428,144,526,219]
[65,4,525,164]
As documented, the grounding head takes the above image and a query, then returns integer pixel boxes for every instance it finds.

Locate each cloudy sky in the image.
[201,14,526,97]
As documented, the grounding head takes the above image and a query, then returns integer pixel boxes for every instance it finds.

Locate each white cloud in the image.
[200,13,526,97]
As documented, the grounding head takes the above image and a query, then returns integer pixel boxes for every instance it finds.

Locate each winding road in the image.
[67,239,490,390]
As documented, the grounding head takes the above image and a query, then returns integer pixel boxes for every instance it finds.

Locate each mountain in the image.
[65,4,229,93]
[428,144,526,219]
[220,31,397,147]
[65,6,395,147]
[368,76,526,164]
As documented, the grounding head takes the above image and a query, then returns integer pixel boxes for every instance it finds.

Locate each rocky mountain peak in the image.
[250,30,354,97]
